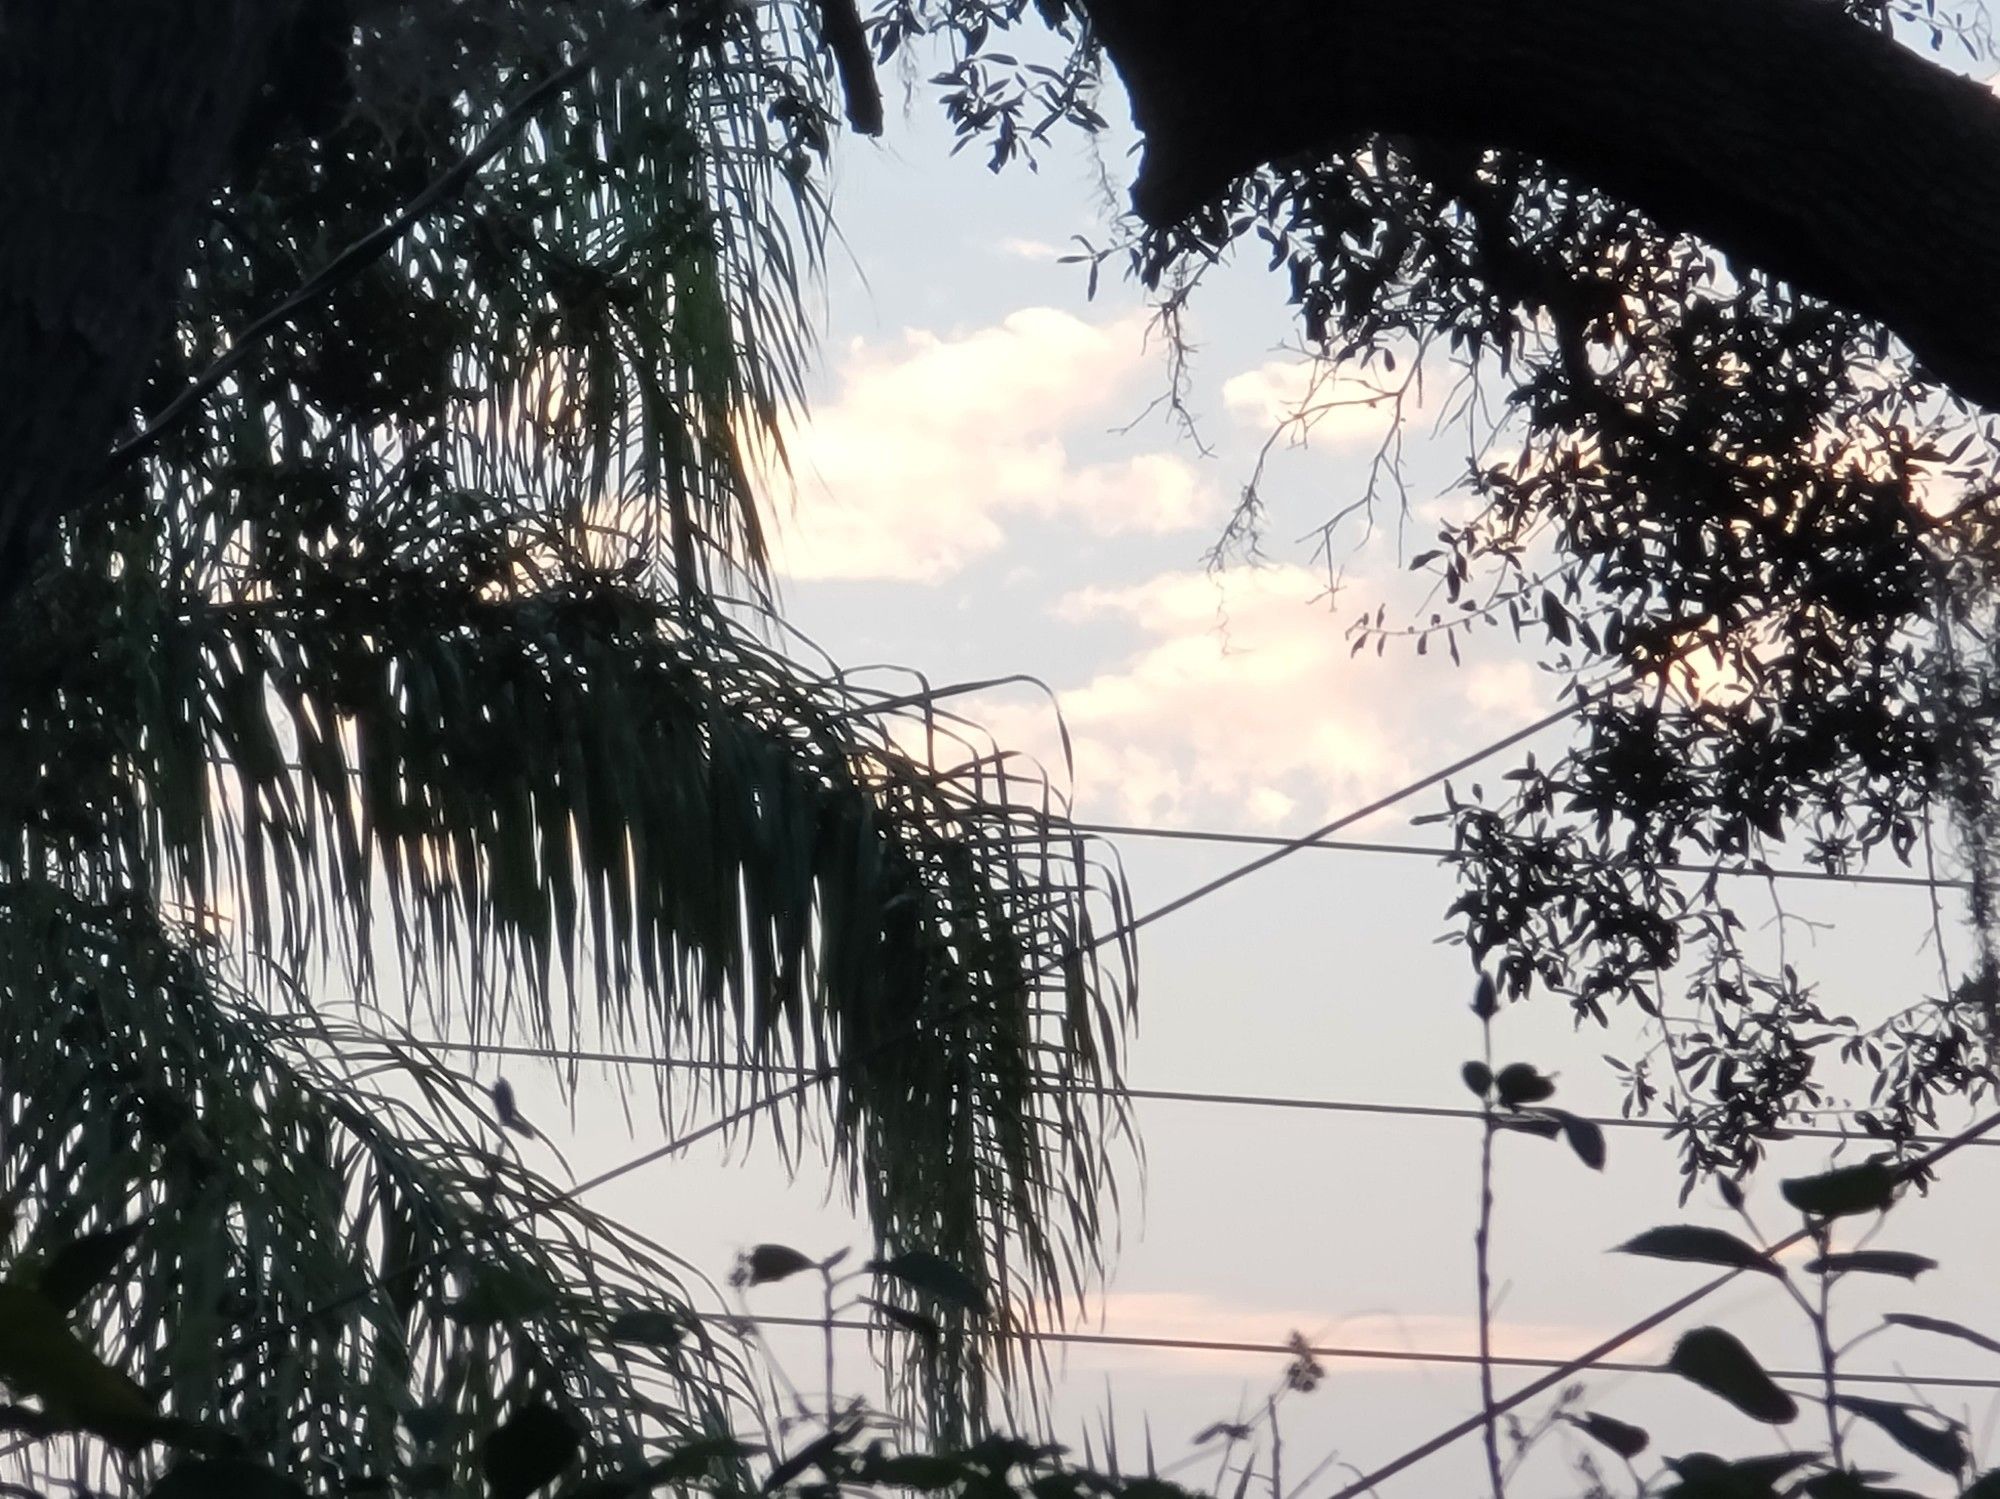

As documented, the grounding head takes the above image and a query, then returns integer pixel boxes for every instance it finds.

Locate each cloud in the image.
[996,236,1064,260]
[975,564,1547,826]
[763,308,1214,582]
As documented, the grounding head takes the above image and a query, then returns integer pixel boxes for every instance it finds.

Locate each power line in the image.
[1325,1107,2000,1499]
[730,1313,2000,1394]
[1067,821,1972,894]
[425,1039,2000,1154]
[1089,695,1587,953]
[208,692,1601,1369]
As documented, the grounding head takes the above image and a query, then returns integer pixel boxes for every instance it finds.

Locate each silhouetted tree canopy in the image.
[9,0,2000,1485]
[886,0,2000,1175]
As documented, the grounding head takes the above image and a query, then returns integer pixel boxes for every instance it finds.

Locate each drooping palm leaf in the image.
[0,881,762,1491]
[0,0,1137,1445]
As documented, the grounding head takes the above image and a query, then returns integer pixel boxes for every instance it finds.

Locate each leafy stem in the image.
[1474,988,1506,1499]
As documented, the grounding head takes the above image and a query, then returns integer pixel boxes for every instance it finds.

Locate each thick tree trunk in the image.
[1087,0,2000,409]
[0,1,296,601]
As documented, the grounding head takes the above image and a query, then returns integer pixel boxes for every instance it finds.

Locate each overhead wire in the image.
[66,0,1997,1460]
[170,669,1987,1470]
[729,1313,2000,1394]
[1323,1106,2000,1499]
[1065,820,1972,893]
[424,1038,2000,1155]
[198,687,1605,1370]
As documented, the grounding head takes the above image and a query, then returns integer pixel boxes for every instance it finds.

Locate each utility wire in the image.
[1089,695,1586,952]
[1325,1106,2000,1499]
[426,1039,2000,1154]
[730,1314,2000,1394]
[210,691,1602,1366]
[1067,821,1971,894]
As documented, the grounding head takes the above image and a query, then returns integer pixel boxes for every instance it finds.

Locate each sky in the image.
[450,23,2000,1498]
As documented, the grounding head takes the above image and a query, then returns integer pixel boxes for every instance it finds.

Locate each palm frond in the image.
[0,0,1139,1433]
[0,881,760,1490]
[4,493,1137,1430]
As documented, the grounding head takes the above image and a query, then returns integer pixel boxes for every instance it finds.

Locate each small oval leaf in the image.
[606,1309,684,1347]
[481,1401,580,1499]
[1779,1160,1897,1219]
[1547,1108,1606,1170]
[868,1251,987,1314]
[1471,974,1499,1020]
[1494,1063,1555,1107]
[1666,1327,1797,1424]
[735,1244,817,1287]
[1567,1410,1648,1459]
[1461,1061,1492,1098]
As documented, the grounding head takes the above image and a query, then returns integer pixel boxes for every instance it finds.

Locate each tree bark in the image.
[1086,0,2000,410]
[0,0,296,601]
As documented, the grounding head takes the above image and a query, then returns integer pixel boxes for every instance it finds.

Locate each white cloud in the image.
[764,308,1214,582]
[975,564,1549,825]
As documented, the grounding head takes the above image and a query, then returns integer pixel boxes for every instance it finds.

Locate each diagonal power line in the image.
[1323,1107,2000,1499]
[233,689,1601,1365]
[1094,695,1586,950]
[1067,820,1972,893]
[731,1313,2000,1394]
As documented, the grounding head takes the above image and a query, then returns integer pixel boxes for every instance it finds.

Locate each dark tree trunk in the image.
[0,0,296,601]
[1087,0,2000,409]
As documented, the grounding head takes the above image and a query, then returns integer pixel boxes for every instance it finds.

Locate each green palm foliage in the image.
[0,0,1135,1477]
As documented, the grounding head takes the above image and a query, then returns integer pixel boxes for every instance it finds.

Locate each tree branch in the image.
[1087,0,2000,410]
[0,0,298,602]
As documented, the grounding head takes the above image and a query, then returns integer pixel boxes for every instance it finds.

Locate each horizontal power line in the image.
[423,1039,2000,1153]
[733,1313,2000,1393]
[1067,820,1971,893]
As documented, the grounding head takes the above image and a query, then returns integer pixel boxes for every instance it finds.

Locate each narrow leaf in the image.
[1615,1226,1780,1277]
[1833,1394,1967,1475]
[1804,1251,1936,1281]
[1884,1311,2000,1357]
